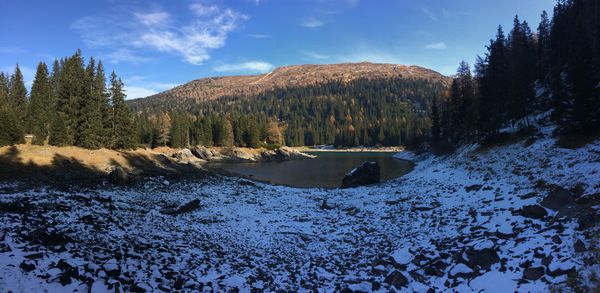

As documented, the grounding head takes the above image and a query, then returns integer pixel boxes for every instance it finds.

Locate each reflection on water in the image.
[209,152,413,188]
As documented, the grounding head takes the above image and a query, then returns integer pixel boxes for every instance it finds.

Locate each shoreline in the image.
[292,146,405,153]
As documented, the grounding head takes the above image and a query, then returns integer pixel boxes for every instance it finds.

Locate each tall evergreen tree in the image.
[109,72,135,149]
[76,57,104,149]
[56,50,85,144]
[28,62,52,145]
[8,64,27,128]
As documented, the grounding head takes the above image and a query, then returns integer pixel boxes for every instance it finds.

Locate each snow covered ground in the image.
[0,123,598,292]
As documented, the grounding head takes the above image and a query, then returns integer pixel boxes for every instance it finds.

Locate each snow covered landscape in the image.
[1,119,598,292]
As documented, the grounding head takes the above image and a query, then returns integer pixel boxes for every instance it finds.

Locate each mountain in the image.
[128,62,451,110]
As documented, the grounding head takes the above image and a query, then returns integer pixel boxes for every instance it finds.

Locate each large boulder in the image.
[341,161,380,188]
[108,166,130,184]
[541,188,575,211]
[171,149,199,163]
[190,146,213,160]
[519,204,548,219]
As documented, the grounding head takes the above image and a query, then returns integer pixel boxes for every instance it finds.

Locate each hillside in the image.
[128,62,451,109]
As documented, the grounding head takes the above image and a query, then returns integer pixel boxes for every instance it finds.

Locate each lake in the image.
[209,152,414,188]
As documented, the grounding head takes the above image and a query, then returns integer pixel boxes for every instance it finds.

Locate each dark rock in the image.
[108,166,130,184]
[574,239,586,253]
[24,252,43,259]
[551,235,562,244]
[523,267,545,280]
[465,248,500,269]
[160,199,200,215]
[341,161,380,188]
[384,270,408,289]
[25,228,71,247]
[191,146,213,160]
[577,210,598,230]
[540,188,575,211]
[465,184,483,192]
[59,273,72,286]
[519,205,548,219]
[130,283,147,292]
[20,260,36,272]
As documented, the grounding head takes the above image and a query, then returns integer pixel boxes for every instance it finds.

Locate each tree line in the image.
[0,50,135,148]
[131,77,446,148]
[431,0,600,149]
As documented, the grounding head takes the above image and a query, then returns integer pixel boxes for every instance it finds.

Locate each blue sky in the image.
[0,0,555,99]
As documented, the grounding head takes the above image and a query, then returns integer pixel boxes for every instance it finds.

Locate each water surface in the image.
[209,152,413,188]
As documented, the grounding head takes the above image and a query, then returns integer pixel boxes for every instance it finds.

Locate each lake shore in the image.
[292,146,405,153]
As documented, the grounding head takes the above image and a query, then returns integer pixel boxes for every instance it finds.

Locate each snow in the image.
[390,247,412,265]
[450,263,473,276]
[0,119,598,291]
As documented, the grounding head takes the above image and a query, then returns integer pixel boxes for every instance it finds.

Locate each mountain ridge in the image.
[129,62,451,107]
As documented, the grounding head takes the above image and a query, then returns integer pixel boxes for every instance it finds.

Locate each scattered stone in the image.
[540,188,575,211]
[465,184,483,192]
[103,259,120,278]
[519,204,548,219]
[523,266,545,280]
[191,146,213,160]
[573,239,586,253]
[160,199,201,215]
[449,263,474,279]
[20,260,36,272]
[465,248,500,269]
[384,270,408,289]
[341,161,380,188]
[551,235,562,245]
[108,166,130,184]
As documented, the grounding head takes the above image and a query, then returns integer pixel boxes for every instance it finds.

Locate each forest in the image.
[132,77,446,148]
[0,50,135,149]
[432,0,600,151]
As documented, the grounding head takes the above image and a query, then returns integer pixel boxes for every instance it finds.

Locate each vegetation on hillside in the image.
[432,0,600,151]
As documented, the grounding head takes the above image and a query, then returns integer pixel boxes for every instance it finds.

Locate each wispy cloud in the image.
[106,48,152,64]
[299,17,324,28]
[421,6,438,21]
[72,3,247,65]
[303,51,330,60]
[123,75,180,99]
[248,34,270,39]
[213,61,274,73]
[425,42,448,50]
[0,46,22,54]
[336,51,404,64]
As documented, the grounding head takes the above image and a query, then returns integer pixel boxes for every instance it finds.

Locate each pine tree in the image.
[56,50,86,144]
[48,114,69,146]
[430,97,440,145]
[28,62,52,145]
[76,57,104,149]
[109,72,135,149]
[537,10,552,82]
[8,64,27,129]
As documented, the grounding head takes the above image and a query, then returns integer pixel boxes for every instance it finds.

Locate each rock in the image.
[171,149,200,163]
[464,248,500,269]
[341,161,380,188]
[551,235,562,244]
[449,263,474,279]
[160,199,200,215]
[574,239,586,253]
[103,259,120,278]
[523,267,545,280]
[20,260,36,272]
[540,188,575,211]
[465,184,483,192]
[191,146,213,160]
[519,204,548,219]
[384,270,408,289]
[108,166,130,184]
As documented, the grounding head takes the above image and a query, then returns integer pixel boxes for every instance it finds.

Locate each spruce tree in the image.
[76,57,104,149]
[109,72,135,149]
[28,62,52,145]
[56,51,85,144]
[430,97,440,146]
[8,64,27,129]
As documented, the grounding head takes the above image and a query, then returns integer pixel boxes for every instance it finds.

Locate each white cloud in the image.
[303,51,330,60]
[421,6,438,21]
[72,3,247,65]
[123,76,181,100]
[425,42,448,50]
[213,61,274,73]
[106,48,152,64]
[299,17,324,28]
[336,51,404,64]
[249,34,270,39]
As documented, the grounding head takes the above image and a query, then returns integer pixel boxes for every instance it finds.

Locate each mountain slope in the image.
[128,62,451,108]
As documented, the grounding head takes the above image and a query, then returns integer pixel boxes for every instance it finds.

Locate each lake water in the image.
[209,152,414,188]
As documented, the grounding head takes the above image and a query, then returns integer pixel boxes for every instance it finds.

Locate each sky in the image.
[0,0,556,99]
